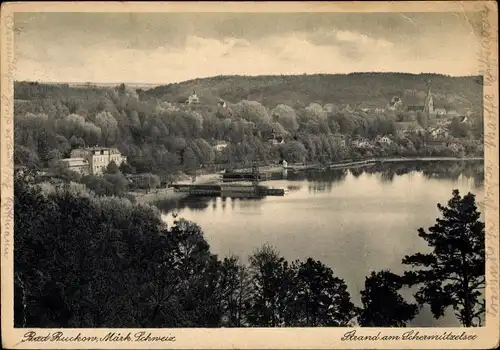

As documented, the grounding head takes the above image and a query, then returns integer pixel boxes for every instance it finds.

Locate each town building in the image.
[61,147,127,175]
[213,141,229,152]
[395,121,426,137]
[436,118,452,127]
[342,104,355,113]
[333,134,346,147]
[351,138,372,149]
[386,96,403,111]
[59,157,90,174]
[268,129,285,146]
[186,90,200,105]
[459,116,471,124]
[323,104,335,113]
[376,136,393,145]
[268,136,285,146]
[428,126,449,139]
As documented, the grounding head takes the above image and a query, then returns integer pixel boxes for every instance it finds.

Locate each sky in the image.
[14,11,484,84]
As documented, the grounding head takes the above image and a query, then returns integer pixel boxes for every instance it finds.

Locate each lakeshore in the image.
[130,156,483,203]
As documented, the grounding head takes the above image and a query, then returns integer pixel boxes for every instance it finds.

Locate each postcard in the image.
[1,1,499,349]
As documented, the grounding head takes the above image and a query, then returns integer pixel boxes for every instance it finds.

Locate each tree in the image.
[182,147,199,171]
[134,173,161,192]
[293,258,357,326]
[247,244,294,327]
[416,111,426,129]
[105,161,120,174]
[14,145,41,168]
[44,149,63,167]
[119,161,136,174]
[271,104,299,132]
[358,270,418,327]
[281,141,307,164]
[218,255,252,327]
[402,190,485,327]
[95,111,119,144]
[449,117,468,138]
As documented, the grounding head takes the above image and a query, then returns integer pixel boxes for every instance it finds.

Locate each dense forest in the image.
[14,74,483,185]
[14,169,485,328]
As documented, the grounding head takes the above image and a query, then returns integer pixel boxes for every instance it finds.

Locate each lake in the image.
[157,160,485,327]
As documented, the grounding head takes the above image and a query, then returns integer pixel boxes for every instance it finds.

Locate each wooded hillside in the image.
[143,73,483,110]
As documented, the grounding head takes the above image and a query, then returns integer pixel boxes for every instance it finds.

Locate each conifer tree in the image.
[358,270,418,327]
[402,190,485,326]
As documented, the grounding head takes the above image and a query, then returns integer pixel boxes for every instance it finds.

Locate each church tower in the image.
[422,80,434,129]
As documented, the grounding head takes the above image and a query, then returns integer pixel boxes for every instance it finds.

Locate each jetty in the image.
[172,183,286,197]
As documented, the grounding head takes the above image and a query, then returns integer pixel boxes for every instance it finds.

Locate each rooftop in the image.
[60,158,89,166]
[74,147,122,153]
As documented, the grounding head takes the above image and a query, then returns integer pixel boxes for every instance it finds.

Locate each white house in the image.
[436,119,452,127]
[429,126,449,139]
[323,104,335,113]
[377,136,393,145]
[213,141,228,152]
[64,147,127,175]
[387,96,403,111]
[351,138,372,148]
[460,116,471,124]
[187,90,200,105]
[269,138,285,146]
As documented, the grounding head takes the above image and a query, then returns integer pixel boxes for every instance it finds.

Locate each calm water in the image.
[157,161,484,327]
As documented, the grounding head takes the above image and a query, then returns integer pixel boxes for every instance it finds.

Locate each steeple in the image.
[424,81,434,113]
[422,80,434,129]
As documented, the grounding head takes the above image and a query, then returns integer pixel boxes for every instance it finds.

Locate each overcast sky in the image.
[14,12,483,84]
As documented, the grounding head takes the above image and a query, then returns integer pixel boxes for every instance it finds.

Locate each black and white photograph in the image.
[1,1,499,349]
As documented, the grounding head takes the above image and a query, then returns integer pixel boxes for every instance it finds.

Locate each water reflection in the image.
[154,194,266,214]
[286,185,302,192]
[360,160,484,189]
[154,196,213,213]
[350,168,364,178]
[284,160,484,192]
[286,169,348,193]
[155,161,484,214]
